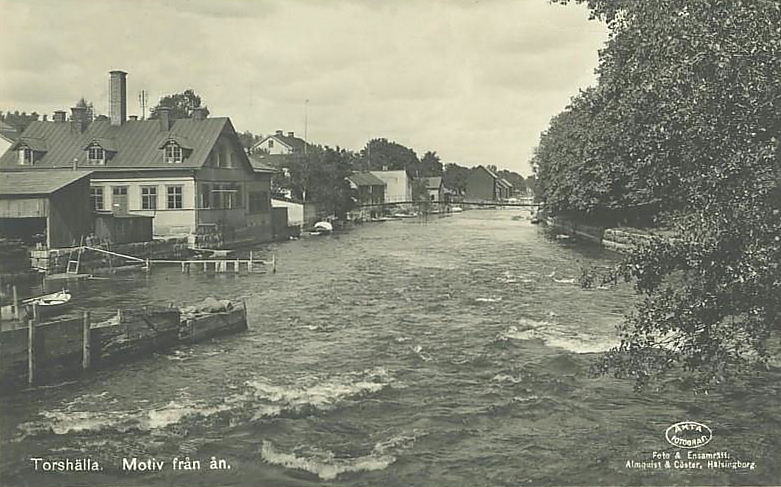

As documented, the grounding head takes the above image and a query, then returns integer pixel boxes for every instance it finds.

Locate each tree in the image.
[150,89,208,119]
[546,0,781,389]
[419,151,443,177]
[442,163,470,194]
[359,138,420,174]
[237,130,263,154]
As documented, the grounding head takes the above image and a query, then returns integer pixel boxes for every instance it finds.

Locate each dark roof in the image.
[421,176,442,190]
[0,170,92,196]
[0,120,18,142]
[348,172,386,187]
[248,155,278,173]
[254,133,309,153]
[0,118,242,171]
[13,136,48,152]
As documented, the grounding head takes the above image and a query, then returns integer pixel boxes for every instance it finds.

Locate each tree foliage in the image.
[541,0,781,388]
[443,163,471,194]
[150,89,208,119]
[359,138,420,174]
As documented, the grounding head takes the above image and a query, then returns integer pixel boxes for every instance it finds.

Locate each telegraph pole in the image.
[304,99,309,154]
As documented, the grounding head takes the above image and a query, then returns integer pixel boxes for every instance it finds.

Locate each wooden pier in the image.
[80,246,276,274]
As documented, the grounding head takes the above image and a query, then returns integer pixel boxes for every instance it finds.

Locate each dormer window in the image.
[82,138,116,165]
[13,137,47,165]
[165,144,183,164]
[88,146,105,165]
[22,148,33,165]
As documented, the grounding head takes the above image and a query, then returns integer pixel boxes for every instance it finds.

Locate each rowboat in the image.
[23,290,73,318]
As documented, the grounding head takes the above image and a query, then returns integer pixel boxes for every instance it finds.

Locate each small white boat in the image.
[308,221,334,236]
[23,290,72,318]
[451,206,463,213]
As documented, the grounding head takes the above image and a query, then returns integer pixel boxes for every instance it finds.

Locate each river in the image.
[1,209,779,486]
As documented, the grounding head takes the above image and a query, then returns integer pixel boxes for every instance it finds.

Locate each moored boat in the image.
[23,290,72,318]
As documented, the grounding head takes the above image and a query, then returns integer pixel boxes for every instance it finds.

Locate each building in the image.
[0,120,18,156]
[465,166,513,202]
[0,170,93,248]
[347,172,386,220]
[0,70,274,246]
[252,130,309,155]
[369,170,413,204]
[421,176,444,203]
[348,172,386,207]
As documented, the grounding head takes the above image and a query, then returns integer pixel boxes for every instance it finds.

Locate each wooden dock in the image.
[80,246,276,274]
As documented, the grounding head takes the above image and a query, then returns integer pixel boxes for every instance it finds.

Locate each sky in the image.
[0,0,607,176]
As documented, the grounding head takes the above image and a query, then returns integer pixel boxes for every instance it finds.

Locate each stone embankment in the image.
[547,216,659,253]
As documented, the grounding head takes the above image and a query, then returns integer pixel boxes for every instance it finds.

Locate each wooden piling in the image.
[272,254,277,273]
[235,259,240,273]
[13,285,19,319]
[82,311,91,370]
[28,304,38,385]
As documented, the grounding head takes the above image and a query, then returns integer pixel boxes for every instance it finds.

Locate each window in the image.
[90,187,104,210]
[200,183,211,209]
[88,146,105,164]
[141,186,157,210]
[167,186,183,209]
[165,144,183,163]
[268,140,274,149]
[18,148,33,165]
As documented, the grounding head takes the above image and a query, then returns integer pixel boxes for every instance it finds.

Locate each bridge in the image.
[354,200,539,209]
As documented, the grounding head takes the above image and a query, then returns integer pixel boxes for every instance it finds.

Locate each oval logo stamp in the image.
[665,421,712,449]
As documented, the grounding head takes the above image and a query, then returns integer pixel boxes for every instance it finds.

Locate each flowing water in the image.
[1,210,779,486]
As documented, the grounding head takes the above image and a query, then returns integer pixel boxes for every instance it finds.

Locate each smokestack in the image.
[192,107,207,120]
[109,70,127,126]
[157,106,172,131]
[71,106,88,132]
[53,110,67,123]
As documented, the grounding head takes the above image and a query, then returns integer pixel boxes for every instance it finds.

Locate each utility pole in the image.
[304,99,309,155]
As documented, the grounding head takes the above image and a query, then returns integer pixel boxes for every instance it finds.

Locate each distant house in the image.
[465,166,513,202]
[252,130,309,155]
[0,70,274,246]
[0,120,18,156]
[348,172,386,207]
[421,176,444,203]
[369,170,413,204]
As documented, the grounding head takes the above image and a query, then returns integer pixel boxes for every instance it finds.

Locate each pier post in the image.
[82,311,91,370]
[181,261,185,273]
[235,259,240,273]
[272,254,277,273]
[248,251,253,273]
[28,304,38,385]
[13,285,19,319]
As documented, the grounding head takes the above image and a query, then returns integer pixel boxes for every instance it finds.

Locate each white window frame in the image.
[90,187,104,210]
[166,185,183,209]
[165,144,183,164]
[141,186,158,210]
[88,146,105,165]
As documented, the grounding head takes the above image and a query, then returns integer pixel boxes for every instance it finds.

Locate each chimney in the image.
[109,70,127,126]
[53,110,67,122]
[192,107,207,120]
[71,106,88,132]
[42,114,48,122]
[288,131,294,137]
[128,115,138,121]
[157,106,172,131]
[275,130,283,136]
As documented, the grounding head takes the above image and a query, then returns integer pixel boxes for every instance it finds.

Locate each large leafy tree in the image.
[419,151,444,177]
[543,0,781,388]
[443,163,471,194]
[359,138,420,174]
[150,89,208,119]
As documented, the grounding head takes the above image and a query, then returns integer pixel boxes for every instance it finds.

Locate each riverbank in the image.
[545,215,663,253]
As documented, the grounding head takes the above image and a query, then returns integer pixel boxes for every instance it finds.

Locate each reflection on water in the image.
[1,210,779,486]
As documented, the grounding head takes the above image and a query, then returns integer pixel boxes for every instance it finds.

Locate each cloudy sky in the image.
[0,0,607,176]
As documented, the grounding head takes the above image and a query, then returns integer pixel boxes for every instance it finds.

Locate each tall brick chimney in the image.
[109,70,127,126]
[192,107,207,120]
[157,106,172,131]
[71,106,88,132]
